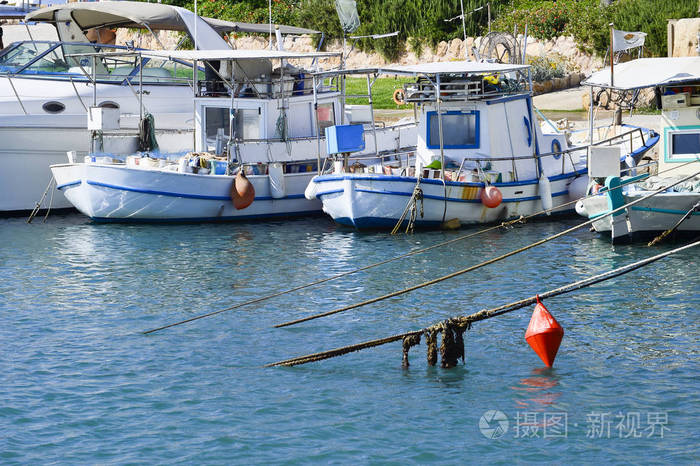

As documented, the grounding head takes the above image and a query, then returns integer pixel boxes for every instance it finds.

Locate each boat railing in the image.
[403,76,527,103]
[320,149,417,175]
[589,125,648,154]
[197,75,335,99]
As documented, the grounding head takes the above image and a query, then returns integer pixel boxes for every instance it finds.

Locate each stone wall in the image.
[668,18,700,57]
[122,30,604,77]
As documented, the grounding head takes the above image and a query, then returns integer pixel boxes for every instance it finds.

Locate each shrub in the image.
[527,54,568,81]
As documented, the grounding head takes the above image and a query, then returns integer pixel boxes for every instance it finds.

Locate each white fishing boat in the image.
[50,49,416,222]
[0,1,319,213]
[577,57,700,243]
[303,61,658,229]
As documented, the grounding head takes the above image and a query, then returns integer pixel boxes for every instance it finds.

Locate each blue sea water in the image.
[1,213,698,464]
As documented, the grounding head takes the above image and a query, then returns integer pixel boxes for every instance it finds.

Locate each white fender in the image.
[539,173,553,214]
[575,199,587,217]
[304,175,319,200]
[268,162,286,199]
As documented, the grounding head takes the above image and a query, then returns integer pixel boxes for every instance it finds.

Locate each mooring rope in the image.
[143,161,697,334]
[648,200,700,247]
[273,168,700,329]
[143,214,524,334]
[27,177,55,224]
[42,177,57,223]
[390,180,423,235]
[265,238,700,367]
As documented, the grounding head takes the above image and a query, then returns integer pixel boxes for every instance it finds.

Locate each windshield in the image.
[0,41,194,85]
[0,42,59,73]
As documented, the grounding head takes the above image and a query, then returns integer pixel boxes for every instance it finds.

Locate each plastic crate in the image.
[325,124,365,154]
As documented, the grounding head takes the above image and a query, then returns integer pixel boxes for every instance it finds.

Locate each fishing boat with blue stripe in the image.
[577,57,700,243]
[304,61,658,229]
[50,49,416,222]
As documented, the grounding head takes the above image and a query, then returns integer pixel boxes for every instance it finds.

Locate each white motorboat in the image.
[304,61,658,229]
[50,49,416,222]
[578,57,700,243]
[0,1,319,213]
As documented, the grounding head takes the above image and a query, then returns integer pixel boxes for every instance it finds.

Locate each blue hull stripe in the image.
[56,180,81,190]
[313,169,587,188]
[320,186,569,204]
[590,205,700,219]
[85,180,305,201]
[315,188,344,197]
[631,205,700,215]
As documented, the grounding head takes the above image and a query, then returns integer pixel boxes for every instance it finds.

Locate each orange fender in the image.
[230,170,255,210]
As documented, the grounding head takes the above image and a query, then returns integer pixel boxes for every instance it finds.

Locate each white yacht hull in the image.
[307,171,586,228]
[51,162,321,221]
[0,78,195,213]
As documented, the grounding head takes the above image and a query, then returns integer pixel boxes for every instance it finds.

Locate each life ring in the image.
[392,88,406,105]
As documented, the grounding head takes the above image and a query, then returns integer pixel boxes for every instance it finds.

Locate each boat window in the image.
[0,42,62,74]
[235,108,261,140]
[60,43,110,77]
[205,107,231,146]
[42,101,65,114]
[205,107,261,145]
[427,110,479,149]
[288,102,314,138]
[317,102,335,136]
[670,132,700,158]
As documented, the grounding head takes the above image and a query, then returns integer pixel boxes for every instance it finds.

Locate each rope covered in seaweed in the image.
[265,238,700,367]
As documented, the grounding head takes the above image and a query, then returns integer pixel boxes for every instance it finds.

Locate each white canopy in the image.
[583,57,700,90]
[141,49,341,62]
[26,1,319,35]
[314,60,529,77]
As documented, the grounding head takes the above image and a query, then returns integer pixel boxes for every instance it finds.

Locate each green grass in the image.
[344,76,414,109]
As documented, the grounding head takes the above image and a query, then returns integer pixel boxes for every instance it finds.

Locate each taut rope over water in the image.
[143,161,697,335]
[273,168,700,329]
[265,239,700,367]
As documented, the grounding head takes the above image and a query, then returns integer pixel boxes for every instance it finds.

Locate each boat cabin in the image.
[584,57,700,177]
[139,49,343,166]
[314,61,578,183]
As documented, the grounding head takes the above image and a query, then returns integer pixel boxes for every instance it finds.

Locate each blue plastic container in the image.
[325,124,365,154]
[210,159,227,175]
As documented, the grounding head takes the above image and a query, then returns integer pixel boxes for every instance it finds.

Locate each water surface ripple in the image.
[1,214,698,463]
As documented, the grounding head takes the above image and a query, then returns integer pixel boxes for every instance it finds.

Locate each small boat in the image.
[50,49,416,222]
[578,57,700,243]
[304,61,658,229]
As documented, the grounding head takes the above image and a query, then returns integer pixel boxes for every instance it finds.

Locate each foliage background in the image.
[159,0,698,59]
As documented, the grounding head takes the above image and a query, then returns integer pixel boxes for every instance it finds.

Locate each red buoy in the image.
[524,296,564,367]
[480,185,503,208]
[230,170,255,210]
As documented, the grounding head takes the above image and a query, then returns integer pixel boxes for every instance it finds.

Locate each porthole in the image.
[42,101,65,114]
[98,101,119,109]
[552,139,562,160]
